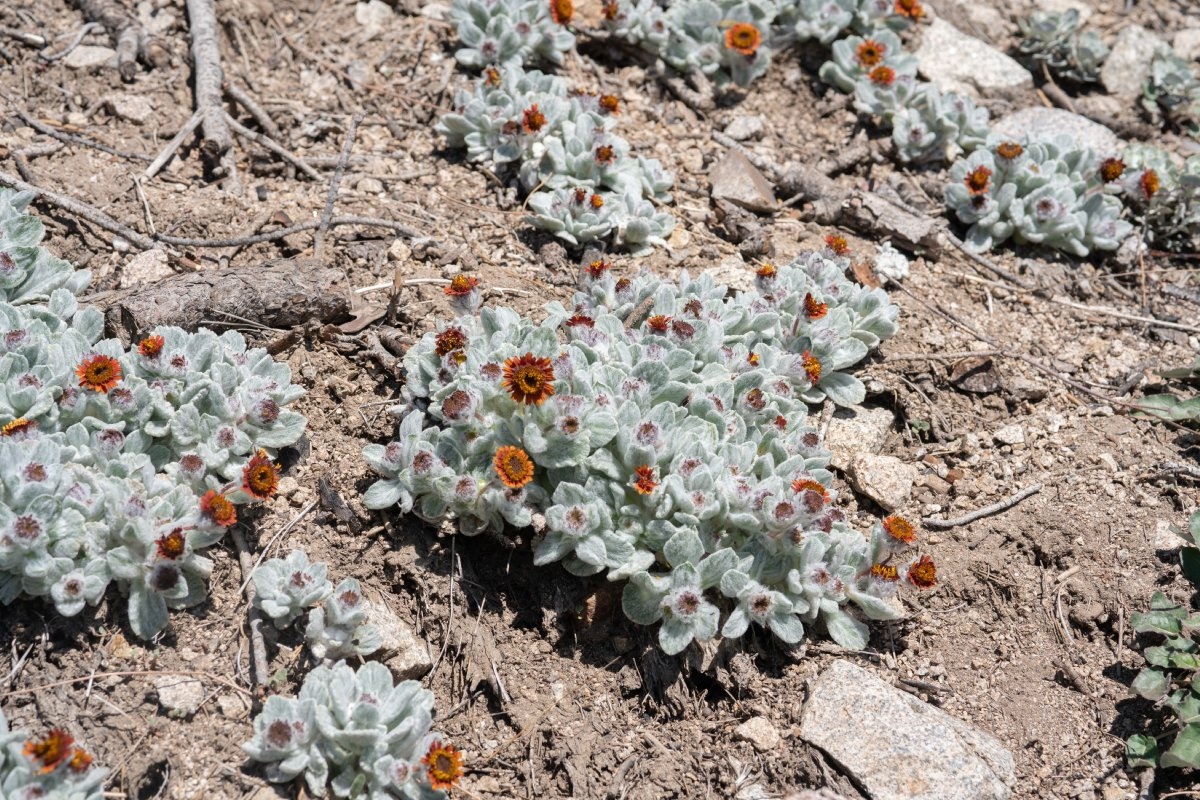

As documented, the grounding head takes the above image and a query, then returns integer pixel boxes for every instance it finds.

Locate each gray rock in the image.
[1174,29,1200,62]
[356,176,385,194]
[154,675,205,717]
[915,18,1033,100]
[724,115,765,141]
[109,95,154,125]
[1101,26,1164,98]
[990,107,1120,154]
[993,424,1025,446]
[847,453,915,511]
[63,45,116,70]
[735,716,781,752]
[930,0,1007,46]
[371,595,432,680]
[356,0,395,37]
[826,407,895,471]
[800,660,1016,800]
[709,151,776,213]
[118,249,173,289]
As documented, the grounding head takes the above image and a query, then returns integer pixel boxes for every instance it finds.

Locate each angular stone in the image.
[119,249,173,289]
[847,453,915,512]
[370,595,432,680]
[356,0,395,36]
[1174,29,1200,62]
[993,424,1025,446]
[734,716,781,752]
[709,151,776,213]
[800,660,1015,800]
[826,407,895,471]
[1101,26,1165,98]
[109,95,154,125]
[915,18,1033,100]
[724,115,765,141]
[154,675,205,717]
[990,107,1119,154]
[64,45,116,70]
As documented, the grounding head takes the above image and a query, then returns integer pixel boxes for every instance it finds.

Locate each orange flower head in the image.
[572,187,588,205]
[138,334,165,358]
[747,352,760,367]
[484,66,502,86]
[522,104,546,134]
[870,563,900,582]
[549,0,573,25]
[1099,157,1125,183]
[907,554,936,588]
[964,165,992,196]
[156,528,187,560]
[995,142,1024,160]
[589,193,605,209]
[68,748,94,773]
[804,293,828,320]
[493,446,535,489]
[242,450,280,500]
[868,65,896,86]
[434,326,468,359]
[725,22,761,56]
[423,740,464,791]
[502,353,556,405]
[445,275,480,297]
[586,259,611,279]
[646,314,670,333]
[2,417,36,437]
[801,351,822,384]
[894,0,923,20]
[76,354,122,393]
[1140,169,1160,200]
[856,39,886,68]
[824,234,850,256]
[200,490,237,527]
[633,464,658,495]
[882,514,916,545]
[756,262,777,279]
[598,94,620,114]
[595,144,616,165]
[24,729,74,774]
[602,1,620,21]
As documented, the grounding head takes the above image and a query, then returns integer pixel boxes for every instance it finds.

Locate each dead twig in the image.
[0,26,48,48]
[230,527,270,696]
[154,214,419,248]
[921,483,1043,529]
[223,82,283,140]
[37,22,100,62]
[143,109,203,180]
[0,168,159,251]
[1,669,253,701]
[14,108,152,162]
[185,0,242,193]
[226,113,323,182]
[67,0,167,80]
[315,112,364,260]
[1047,295,1200,335]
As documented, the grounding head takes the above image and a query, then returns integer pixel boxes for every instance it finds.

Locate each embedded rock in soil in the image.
[64,45,117,70]
[724,115,765,141]
[109,95,155,125]
[118,248,174,289]
[915,18,1034,101]
[153,675,205,717]
[1101,26,1165,98]
[735,716,781,752]
[371,595,433,680]
[826,407,895,471]
[990,108,1119,154]
[709,151,776,213]
[993,424,1025,446]
[1175,29,1200,62]
[847,453,915,512]
[800,660,1016,800]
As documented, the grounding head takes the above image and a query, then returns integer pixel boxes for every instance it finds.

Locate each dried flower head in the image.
[549,0,573,25]
[602,1,620,21]
[856,39,886,68]
[868,65,896,86]
[1139,169,1160,200]
[24,728,74,774]
[566,313,595,328]
[894,0,923,20]
[138,334,165,358]
[804,293,828,320]
[724,22,761,56]
[156,528,187,560]
[883,514,916,545]
[801,351,822,384]
[633,464,658,495]
[1099,157,1125,182]
[824,234,850,256]
[242,450,280,500]
[995,142,1023,160]
[200,490,237,527]
[422,740,464,791]
[76,353,122,393]
[747,352,761,366]
[907,554,936,588]
[493,445,535,488]
[598,94,620,114]
[1,417,36,438]
[503,353,556,405]
[522,104,546,133]
[964,165,992,196]
[434,326,469,359]
[595,144,616,165]
[445,275,480,297]
[484,66,502,86]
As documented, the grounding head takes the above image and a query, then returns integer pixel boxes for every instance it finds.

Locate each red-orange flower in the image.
[882,514,916,545]
[1,417,36,437]
[445,275,480,296]
[434,326,468,359]
[595,144,615,165]
[756,263,777,279]
[824,234,850,256]
[24,729,74,774]
[724,22,761,56]
[502,353,556,405]
[522,104,546,133]
[586,259,611,279]
[602,1,620,21]
[1140,169,1160,200]
[856,39,885,68]
[803,293,828,320]
[792,477,830,501]
[484,66,502,86]
[1099,157,1125,183]
[894,0,923,20]
[633,465,658,495]
[870,563,900,582]
[76,354,122,393]
[566,314,595,328]
[801,351,822,384]
[868,65,896,86]
[598,94,620,114]
[747,352,760,366]
[200,490,237,527]
[68,747,94,773]
[156,528,187,560]
[907,555,937,588]
[242,450,280,500]
[138,334,165,358]
[964,165,992,196]
[423,740,464,791]
[493,446,535,489]
[549,0,573,25]
[995,142,1024,161]
[646,314,670,333]
[589,193,605,209]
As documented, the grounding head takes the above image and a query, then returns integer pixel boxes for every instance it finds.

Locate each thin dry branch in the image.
[185,0,242,194]
[226,113,323,182]
[922,483,1043,529]
[315,112,364,260]
[0,168,158,251]
[231,527,270,695]
[67,0,167,80]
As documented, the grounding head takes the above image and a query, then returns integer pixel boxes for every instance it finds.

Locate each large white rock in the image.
[1101,26,1165,98]
[915,18,1034,100]
[847,453,915,511]
[370,594,433,681]
[826,406,895,471]
[64,45,116,70]
[800,660,1016,800]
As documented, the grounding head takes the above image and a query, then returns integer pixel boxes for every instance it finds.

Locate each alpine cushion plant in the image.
[363,254,937,655]
[0,187,307,640]
[1017,9,1109,84]
[0,711,106,800]
[449,0,576,69]
[243,661,462,799]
